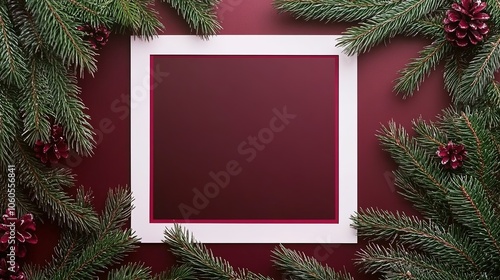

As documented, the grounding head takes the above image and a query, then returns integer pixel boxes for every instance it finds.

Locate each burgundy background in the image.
[152,55,337,222]
[28,1,450,279]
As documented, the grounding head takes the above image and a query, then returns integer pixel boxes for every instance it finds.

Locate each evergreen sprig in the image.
[163,0,222,38]
[272,244,354,280]
[164,224,272,280]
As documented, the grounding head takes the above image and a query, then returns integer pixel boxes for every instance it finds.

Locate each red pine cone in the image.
[0,210,37,258]
[0,258,25,280]
[34,124,69,164]
[436,141,467,169]
[444,0,490,47]
[77,23,110,50]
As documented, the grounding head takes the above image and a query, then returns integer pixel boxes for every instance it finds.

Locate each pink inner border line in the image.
[149,55,339,224]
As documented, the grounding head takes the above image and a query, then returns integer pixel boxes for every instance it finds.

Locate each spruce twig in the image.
[272,244,354,280]
[164,225,272,280]
[162,0,222,38]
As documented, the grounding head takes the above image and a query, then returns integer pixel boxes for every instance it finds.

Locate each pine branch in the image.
[378,121,451,201]
[99,186,133,233]
[485,0,500,27]
[107,0,163,40]
[392,170,451,224]
[336,0,447,55]
[273,0,403,22]
[356,243,478,279]
[164,224,272,280]
[51,229,139,279]
[395,38,451,97]
[0,88,17,166]
[18,58,52,145]
[352,208,483,272]
[108,262,152,280]
[447,176,500,273]
[154,264,196,280]
[63,0,111,27]
[45,187,139,279]
[0,1,28,87]
[444,52,468,98]
[163,0,221,38]
[24,0,97,76]
[6,0,45,54]
[403,16,444,39]
[23,264,50,280]
[272,244,353,280]
[45,58,95,156]
[456,35,500,105]
[443,111,500,199]
[12,137,99,232]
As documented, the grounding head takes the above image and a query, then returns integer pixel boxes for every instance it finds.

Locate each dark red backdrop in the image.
[28,1,450,279]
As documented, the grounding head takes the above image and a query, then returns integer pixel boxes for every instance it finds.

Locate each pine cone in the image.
[77,23,111,50]
[436,141,467,169]
[34,124,69,164]
[0,258,26,279]
[444,0,490,47]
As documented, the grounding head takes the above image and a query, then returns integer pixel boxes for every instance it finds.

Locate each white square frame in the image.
[131,35,357,243]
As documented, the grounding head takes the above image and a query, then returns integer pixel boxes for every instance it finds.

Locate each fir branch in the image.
[456,34,500,106]
[395,38,451,97]
[378,121,450,199]
[447,176,500,272]
[99,186,133,234]
[392,170,451,224]
[24,0,97,76]
[337,0,447,55]
[273,0,403,22]
[444,53,467,98]
[164,224,272,280]
[108,262,152,280]
[412,117,447,151]
[403,16,444,39]
[485,0,500,27]
[45,59,95,156]
[7,0,45,54]
[0,89,17,166]
[18,58,52,145]
[154,264,196,280]
[51,229,139,279]
[272,244,354,280]
[448,111,500,199]
[107,0,163,40]
[357,243,477,279]
[0,1,27,87]
[163,0,222,37]
[43,230,90,276]
[23,264,50,280]
[352,208,483,271]
[12,137,99,232]
[63,0,111,27]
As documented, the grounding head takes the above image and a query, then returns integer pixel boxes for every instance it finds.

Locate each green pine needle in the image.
[154,264,196,280]
[164,224,272,280]
[0,2,28,87]
[337,0,448,55]
[395,38,452,97]
[273,0,403,22]
[457,35,500,105]
[108,262,152,280]
[163,0,222,38]
[272,244,354,280]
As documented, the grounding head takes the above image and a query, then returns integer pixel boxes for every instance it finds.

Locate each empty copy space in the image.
[151,55,338,222]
